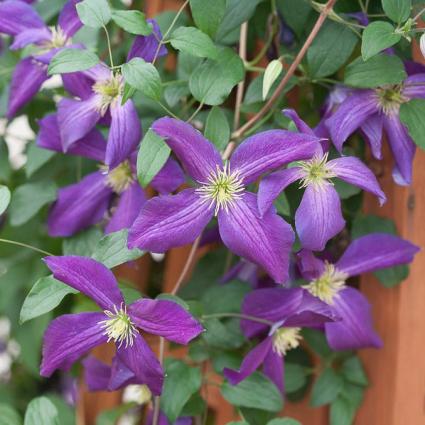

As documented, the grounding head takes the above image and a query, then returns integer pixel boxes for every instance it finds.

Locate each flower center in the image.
[101,160,135,194]
[375,85,408,115]
[272,327,302,357]
[93,73,123,114]
[298,153,336,188]
[303,262,348,304]
[99,304,137,348]
[196,164,245,216]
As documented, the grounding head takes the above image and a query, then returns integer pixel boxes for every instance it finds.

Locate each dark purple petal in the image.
[218,192,294,284]
[48,171,112,237]
[128,299,203,344]
[360,113,384,159]
[7,58,49,119]
[296,249,325,280]
[383,113,415,186]
[80,63,112,81]
[105,99,141,169]
[295,183,345,251]
[152,117,222,182]
[83,356,111,392]
[37,113,106,162]
[57,96,102,150]
[10,27,51,50]
[336,233,419,277]
[325,287,382,350]
[0,0,44,35]
[263,348,284,393]
[223,337,273,385]
[58,0,83,37]
[127,19,167,63]
[326,90,379,152]
[108,356,139,390]
[402,73,425,99]
[105,182,146,234]
[282,109,316,135]
[41,312,106,377]
[328,156,386,205]
[62,72,94,99]
[257,167,304,216]
[230,130,320,184]
[44,255,124,310]
[128,189,213,252]
[117,333,164,396]
[150,158,185,195]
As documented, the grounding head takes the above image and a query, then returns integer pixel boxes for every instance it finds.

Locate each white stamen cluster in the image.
[303,262,348,304]
[40,26,69,51]
[99,304,137,348]
[375,85,408,115]
[101,160,135,194]
[196,164,245,216]
[298,153,336,189]
[93,73,123,115]
[272,327,302,357]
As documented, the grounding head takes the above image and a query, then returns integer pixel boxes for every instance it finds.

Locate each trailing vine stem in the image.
[202,313,274,327]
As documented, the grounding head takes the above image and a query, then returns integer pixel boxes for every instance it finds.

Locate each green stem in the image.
[103,25,114,68]
[202,313,274,327]
[187,101,204,123]
[158,101,179,119]
[0,239,54,257]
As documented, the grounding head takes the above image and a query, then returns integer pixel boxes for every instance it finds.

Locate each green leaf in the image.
[276,0,312,38]
[310,368,344,407]
[189,0,226,38]
[344,54,407,88]
[121,83,136,105]
[400,98,425,149]
[201,280,249,314]
[111,10,152,35]
[341,356,369,386]
[221,372,283,412]
[92,229,145,269]
[263,60,283,100]
[285,363,307,393]
[161,359,202,423]
[20,276,78,324]
[48,48,100,75]
[122,58,162,100]
[170,27,218,59]
[63,227,103,256]
[330,395,357,425]
[9,181,57,226]
[189,47,244,105]
[76,0,111,28]
[24,397,58,425]
[204,106,230,150]
[0,404,21,425]
[382,0,412,23]
[137,128,171,187]
[25,143,55,178]
[164,81,190,107]
[302,328,332,358]
[202,318,245,349]
[267,419,302,425]
[0,185,11,216]
[307,21,358,78]
[334,178,361,200]
[361,21,401,61]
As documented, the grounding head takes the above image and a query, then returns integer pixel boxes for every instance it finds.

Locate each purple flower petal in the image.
[296,249,325,280]
[325,287,382,350]
[223,337,273,385]
[230,130,319,184]
[127,19,167,63]
[326,90,379,152]
[0,0,44,36]
[150,158,185,195]
[335,233,419,277]
[218,192,294,284]
[360,113,384,159]
[257,167,304,216]
[58,0,83,37]
[282,109,316,135]
[295,183,345,251]
[62,72,94,99]
[128,299,203,344]
[10,27,51,50]
[8,58,49,118]
[105,99,141,169]
[44,255,124,310]
[151,117,222,182]
[105,182,146,234]
[402,73,425,99]
[383,113,415,186]
[57,95,102,150]
[117,333,164,396]
[128,189,213,252]
[48,171,112,237]
[328,156,386,205]
[263,348,284,393]
[83,356,112,392]
[108,356,139,390]
[41,312,106,377]
[37,113,106,162]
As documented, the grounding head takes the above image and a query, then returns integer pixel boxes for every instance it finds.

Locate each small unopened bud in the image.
[262,60,283,100]
[420,33,425,59]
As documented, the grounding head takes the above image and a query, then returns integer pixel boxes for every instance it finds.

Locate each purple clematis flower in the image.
[38,113,184,237]
[258,109,386,251]
[0,0,82,118]
[128,117,323,283]
[325,72,425,185]
[297,233,419,350]
[223,287,337,392]
[41,256,203,395]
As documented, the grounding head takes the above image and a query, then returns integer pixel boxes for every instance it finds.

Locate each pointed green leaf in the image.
[111,10,152,35]
[48,48,100,75]
[204,106,230,150]
[0,185,11,216]
[189,0,226,38]
[169,27,218,59]
[361,21,401,61]
[76,0,111,28]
